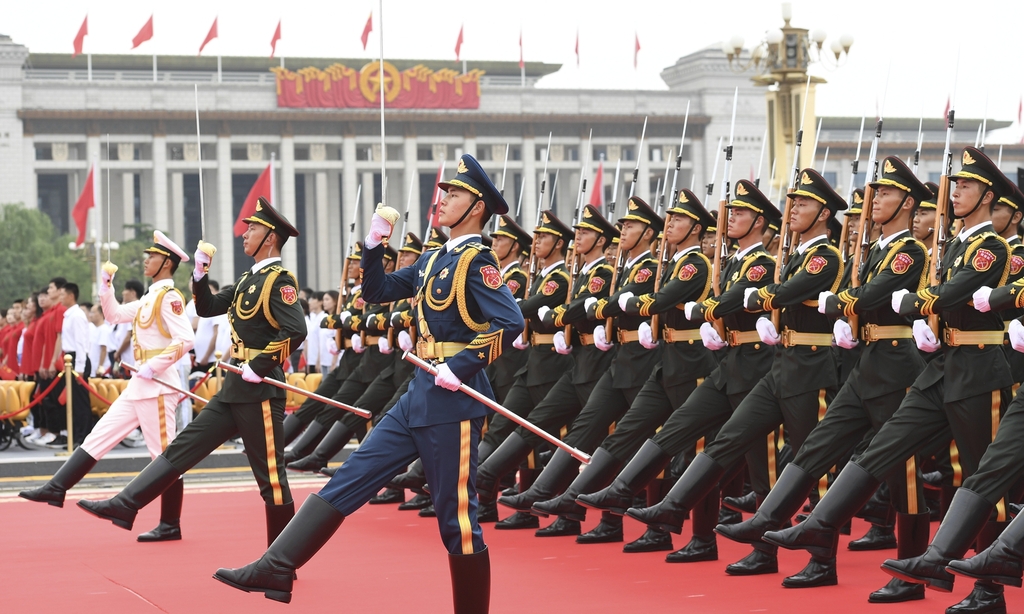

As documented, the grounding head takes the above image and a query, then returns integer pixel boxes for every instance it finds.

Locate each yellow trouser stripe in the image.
[695,436,705,455]
[992,390,1007,522]
[767,431,778,488]
[457,420,474,555]
[157,395,168,450]
[262,400,284,505]
[815,390,830,499]
[950,441,962,487]
[906,457,918,515]
[527,450,535,470]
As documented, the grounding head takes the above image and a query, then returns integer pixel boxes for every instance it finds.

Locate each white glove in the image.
[378,336,392,354]
[593,325,613,351]
[100,264,115,295]
[699,322,727,350]
[684,302,699,320]
[833,319,859,349]
[756,317,780,346]
[327,341,340,356]
[241,363,263,383]
[617,292,635,312]
[1010,319,1024,353]
[891,289,910,314]
[193,247,212,281]
[135,364,155,380]
[339,310,352,322]
[818,291,835,315]
[351,334,364,353]
[513,334,530,350]
[744,287,758,305]
[638,321,657,349]
[585,297,598,312]
[365,207,395,249]
[398,330,414,353]
[434,363,461,391]
[537,306,551,322]
[912,319,941,353]
[553,330,572,355]
[973,286,993,313]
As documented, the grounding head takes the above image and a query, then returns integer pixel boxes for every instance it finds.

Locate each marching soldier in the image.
[765,148,1015,614]
[496,197,662,542]
[579,180,779,564]
[485,215,532,403]
[21,232,195,542]
[529,189,717,547]
[625,170,845,575]
[990,184,1024,384]
[213,154,523,613]
[474,205,617,532]
[716,157,935,600]
[79,197,307,551]
[912,182,940,246]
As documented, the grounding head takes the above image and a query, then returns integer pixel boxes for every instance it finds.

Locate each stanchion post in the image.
[59,354,74,456]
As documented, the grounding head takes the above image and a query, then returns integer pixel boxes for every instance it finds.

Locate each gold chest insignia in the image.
[248,284,257,294]
[439,267,450,280]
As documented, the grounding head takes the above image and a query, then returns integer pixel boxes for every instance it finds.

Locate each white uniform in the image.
[80,279,195,459]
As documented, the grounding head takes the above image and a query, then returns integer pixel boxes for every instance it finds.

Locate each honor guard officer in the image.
[475,205,617,530]
[79,198,307,551]
[989,184,1024,384]
[764,148,1015,613]
[626,170,845,573]
[214,154,523,613]
[21,232,195,542]
[718,157,934,600]
[913,183,940,246]
[497,197,662,537]
[579,180,780,563]
[530,189,717,546]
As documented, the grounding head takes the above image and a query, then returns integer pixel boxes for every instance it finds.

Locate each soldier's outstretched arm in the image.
[193,275,235,317]
[360,243,420,304]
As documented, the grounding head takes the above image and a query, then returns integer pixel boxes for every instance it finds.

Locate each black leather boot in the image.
[476,433,532,501]
[286,423,351,473]
[848,524,897,550]
[20,447,97,507]
[388,458,426,491]
[719,507,742,525]
[398,493,432,511]
[449,547,490,614]
[725,541,779,575]
[577,440,671,516]
[532,448,622,521]
[782,555,838,588]
[623,528,673,553]
[477,499,499,522]
[266,500,296,546]
[948,509,1024,587]
[494,511,539,530]
[944,582,1006,614]
[534,516,581,537]
[138,478,184,542]
[498,449,579,512]
[665,486,719,562]
[882,488,993,592]
[626,453,726,535]
[869,512,930,602]
[576,512,623,544]
[283,420,325,464]
[723,491,757,514]
[214,494,345,603]
[764,462,879,561]
[368,487,405,504]
[855,482,894,525]
[716,464,817,545]
[78,456,181,530]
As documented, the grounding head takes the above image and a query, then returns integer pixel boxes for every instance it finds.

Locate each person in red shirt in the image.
[32,278,67,446]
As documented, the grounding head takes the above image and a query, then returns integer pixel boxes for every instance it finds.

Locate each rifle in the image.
[651,105,692,340]
[912,114,924,177]
[494,143,510,234]
[710,89,737,339]
[337,184,362,351]
[848,118,884,340]
[669,101,691,207]
[772,75,812,330]
[564,130,593,341]
[930,108,956,337]
[520,132,553,343]
[606,117,647,340]
[608,158,621,218]
[838,117,866,262]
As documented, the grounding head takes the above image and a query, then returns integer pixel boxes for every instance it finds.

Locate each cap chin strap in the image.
[252,228,274,260]
[997,212,1017,236]
[734,213,763,242]
[623,224,649,254]
[795,204,827,235]
[880,192,911,228]
[497,242,516,263]
[959,186,990,220]
[448,199,482,230]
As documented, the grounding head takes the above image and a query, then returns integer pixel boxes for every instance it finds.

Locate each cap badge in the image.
[255,201,264,212]
[583,207,593,218]
[801,172,813,185]
[736,183,748,196]
[679,191,690,203]
[884,159,897,174]
[628,199,639,211]
[457,158,469,174]
[542,212,551,224]
[854,192,863,204]
[963,151,976,165]
[499,217,507,227]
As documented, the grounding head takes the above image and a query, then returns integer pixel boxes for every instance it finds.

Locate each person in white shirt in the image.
[319,290,340,374]
[191,280,225,370]
[112,280,145,372]
[305,292,325,373]
[87,303,113,377]
[54,283,92,447]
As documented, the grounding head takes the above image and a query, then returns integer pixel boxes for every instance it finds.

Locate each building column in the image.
[463,136,477,159]
[341,135,357,268]
[522,135,536,229]
[279,136,297,269]
[216,136,234,280]
[22,135,36,210]
[315,171,330,290]
[152,135,168,232]
[403,135,419,235]
[170,172,184,242]
[122,172,135,240]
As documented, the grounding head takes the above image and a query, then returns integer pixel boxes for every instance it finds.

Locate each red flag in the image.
[73,16,88,57]
[198,18,218,55]
[72,163,97,247]
[575,30,580,66]
[518,30,524,69]
[234,163,273,237]
[455,25,464,62]
[360,12,372,50]
[943,96,950,119]
[132,15,154,49]
[270,20,282,58]
[634,32,640,69]
[588,161,604,207]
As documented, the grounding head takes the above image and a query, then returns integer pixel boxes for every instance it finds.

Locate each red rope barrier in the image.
[0,376,62,421]
[74,373,115,407]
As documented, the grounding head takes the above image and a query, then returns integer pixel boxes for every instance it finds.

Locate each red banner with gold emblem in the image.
[272,61,483,110]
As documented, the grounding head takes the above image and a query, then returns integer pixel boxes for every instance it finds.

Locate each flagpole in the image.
[378,0,386,203]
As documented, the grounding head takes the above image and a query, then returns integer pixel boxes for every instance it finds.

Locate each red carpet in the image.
[4,484,1021,613]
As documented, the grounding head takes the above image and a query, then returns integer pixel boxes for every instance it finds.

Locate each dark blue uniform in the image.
[318,238,524,554]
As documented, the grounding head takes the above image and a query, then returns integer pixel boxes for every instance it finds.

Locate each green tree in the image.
[0,204,90,306]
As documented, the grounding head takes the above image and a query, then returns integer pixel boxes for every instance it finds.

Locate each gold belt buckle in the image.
[861,323,877,342]
[727,330,739,345]
[415,339,435,360]
[781,328,795,347]
[942,328,955,345]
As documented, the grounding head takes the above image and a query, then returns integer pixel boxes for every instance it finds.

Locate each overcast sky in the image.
[4,0,1022,122]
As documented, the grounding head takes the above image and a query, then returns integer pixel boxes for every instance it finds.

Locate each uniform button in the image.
[979,344,985,349]
[436,289,442,294]
[754,343,760,350]
[892,340,898,346]
[810,345,817,351]
[688,339,694,345]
